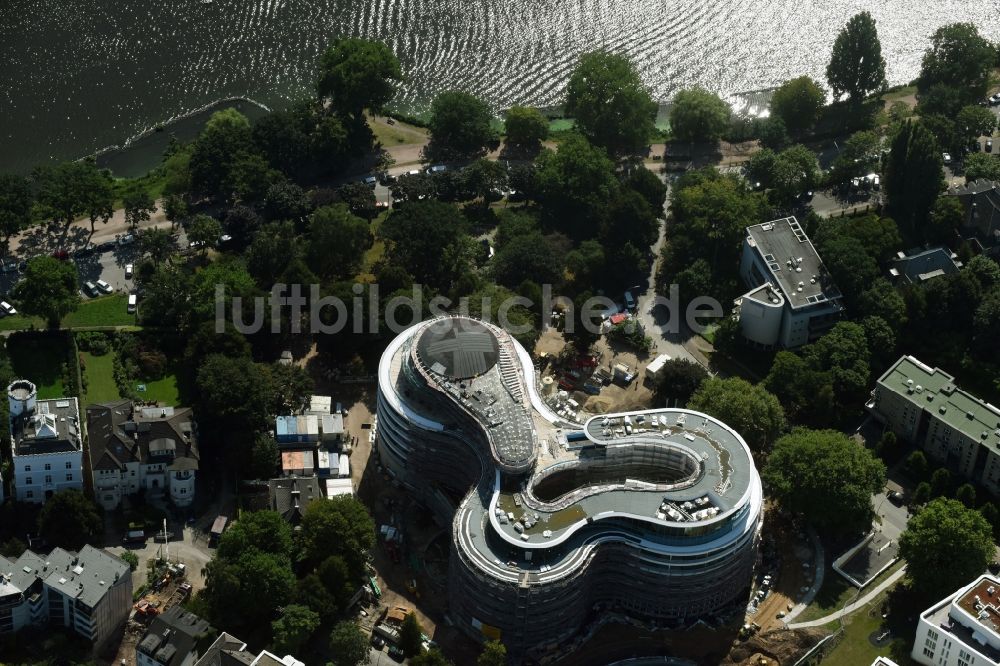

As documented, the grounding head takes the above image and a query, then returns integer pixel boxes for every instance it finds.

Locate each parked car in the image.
[426,164,447,175]
[371,635,385,649]
[1,302,17,316]
[942,152,952,165]
[125,263,133,279]
[872,175,880,191]
[987,140,994,154]
[116,233,135,245]
[127,293,137,314]
[84,281,98,297]
[96,279,113,294]
[989,93,1000,106]
[363,175,377,187]
[623,291,636,311]
[123,529,145,545]
[887,490,904,505]
[0,259,17,273]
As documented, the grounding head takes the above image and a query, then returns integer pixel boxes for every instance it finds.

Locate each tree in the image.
[11,256,81,327]
[504,106,549,152]
[424,91,498,161]
[763,351,835,427]
[217,510,293,560]
[884,122,944,234]
[956,105,997,144]
[138,227,178,265]
[626,166,667,212]
[754,116,790,150]
[122,183,157,231]
[380,200,472,288]
[801,321,872,407]
[203,549,295,630]
[477,640,507,666]
[187,214,222,253]
[36,489,101,550]
[271,604,320,656]
[400,612,424,657]
[264,180,312,222]
[653,359,708,407]
[196,355,273,432]
[768,144,819,206]
[328,620,371,666]
[410,650,453,666]
[906,450,929,480]
[981,502,1000,538]
[298,496,375,574]
[307,204,370,280]
[669,87,731,143]
[912,481,932,505]
[899,498,994,600]
[931,467,951,497]
[919,23,995,101]
[764,428,886,533]
[564,50,657,155]
[316,38,402,119]
[491,232,562,288]
[189,109,263,200]
[687,378,786,452]
[829,130,880,185]
[120,550,139,571]
[964,152,1000,183]
[826,11,887,101]
[34,160,114,232]
[248,433,280,480]
[955,482,977,508]
[266,363,314,414]
[770,77,825,132]
[534,134,620,239]
[0,174,33,248]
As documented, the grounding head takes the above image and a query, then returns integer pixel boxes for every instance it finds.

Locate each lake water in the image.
[2,0,998,174]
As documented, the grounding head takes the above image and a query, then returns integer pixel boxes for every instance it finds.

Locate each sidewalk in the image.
[787,566,907,629]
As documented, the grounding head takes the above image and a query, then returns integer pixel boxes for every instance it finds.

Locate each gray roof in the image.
[12,397,82,456]
[86,400,199,472]
[892,246,961,284]
[268,475,322,523]
[194,632,249,666]
[137,606,216,666]
[1,545,128,609]
[946,179,1000,249]
[745,217,842,309]
[416,318,500,379]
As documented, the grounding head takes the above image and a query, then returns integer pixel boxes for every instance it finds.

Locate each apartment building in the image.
[912,574,1000,666]
[868,356,1000,494]
[8,379,84,503]
[735,216,844,348]
[136,606,215,666]
[0,545,131,652]
[86,400,200,511]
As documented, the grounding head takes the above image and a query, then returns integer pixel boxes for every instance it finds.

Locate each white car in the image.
[942,152,952,165]
[0,301,16,316]
[96,279,113,294]
[125,263,133,279]
[127,293,137,314]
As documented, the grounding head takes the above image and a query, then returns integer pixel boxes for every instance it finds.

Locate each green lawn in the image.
[80,351,120,405]
[63,294,137,328]
[136,372,180,406]
[7,334,70,399]
[797,560,905,623]
[819,585,910,666]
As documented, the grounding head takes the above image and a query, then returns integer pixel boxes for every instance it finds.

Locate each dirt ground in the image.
[722,628,829,666]
[108,575,193,666]
[751,524,815,633]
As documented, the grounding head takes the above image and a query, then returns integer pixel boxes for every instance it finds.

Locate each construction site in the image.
[111,555,193,666]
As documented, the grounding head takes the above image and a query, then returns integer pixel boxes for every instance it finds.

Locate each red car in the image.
[51,249,69,260]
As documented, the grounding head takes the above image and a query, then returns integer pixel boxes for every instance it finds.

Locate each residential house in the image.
[889,247,962,285]
[868,355,1000,495]
[8,380,83,504]
[86,400,199,511]
[0,545,131,652]
[734,217,844,348]
[267,475,321,524]
[945,178,1000,256]
[136,606,216,666]
[195,631,305,666]
[912,574,1000,666]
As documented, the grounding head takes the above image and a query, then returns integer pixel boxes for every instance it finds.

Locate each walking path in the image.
[787,565,907,629]
[781,526,825,625]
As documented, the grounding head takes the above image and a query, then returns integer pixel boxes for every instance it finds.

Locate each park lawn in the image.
[80,351,120,405]
[818,587,906,666]
[63,294,137,328]
[0,313,45,331]
[368,116,428,146]
[796,560,905,623]
[7,334,69,399]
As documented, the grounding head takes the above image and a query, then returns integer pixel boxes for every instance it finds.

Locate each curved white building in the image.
[377,317,764,661]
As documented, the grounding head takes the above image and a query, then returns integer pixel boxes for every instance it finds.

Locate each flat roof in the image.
[877,356,1000,451]
[746,217,841,309]
[415,318,500,380]
[12,397,82,456]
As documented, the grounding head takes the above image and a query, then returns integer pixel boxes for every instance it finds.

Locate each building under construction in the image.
[376,316,764,662]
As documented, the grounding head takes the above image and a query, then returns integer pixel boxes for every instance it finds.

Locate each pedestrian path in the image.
[787,566,907,629]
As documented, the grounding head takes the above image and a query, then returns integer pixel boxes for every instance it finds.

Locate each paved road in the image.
[105,523,213,590]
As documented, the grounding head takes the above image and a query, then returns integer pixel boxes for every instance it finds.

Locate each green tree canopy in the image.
[534,133,620,239]
[826,11,887,101]
[410,650,453,666]
[899,497,995,600]
[956,105,997,143]
[477,640,507,666]
[187,214,222,251]
[138,227,178,265]
[217,510,293,560]
[964,152,1000,183]
[669,87,732,143]
[380,200,473,288]
[196,355,273,433]
[800,321,872,406]
[33,160,114,232]
[625,166,667,212]
[316,38,403,118]
[770,76,826,132]
[203,549,295,630]
[327,620,371,666]
[504,106,549,151]
[884,121,944,234]
[11,256,81,327]
[763,428,886,534]
[919,23,996,101]
[189,109,272,200]
[122,183,157,231]
[829,130,881,185]
[687,377,786,452]
[425,91,498,161]
[564,50,657,155]
[37,489,101,550]
[652,358,708,407]
[271,604,320,656]
[491,232,563,288]
[763,351,836,427]
[307,204,370,280]
[298,496,375,575]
